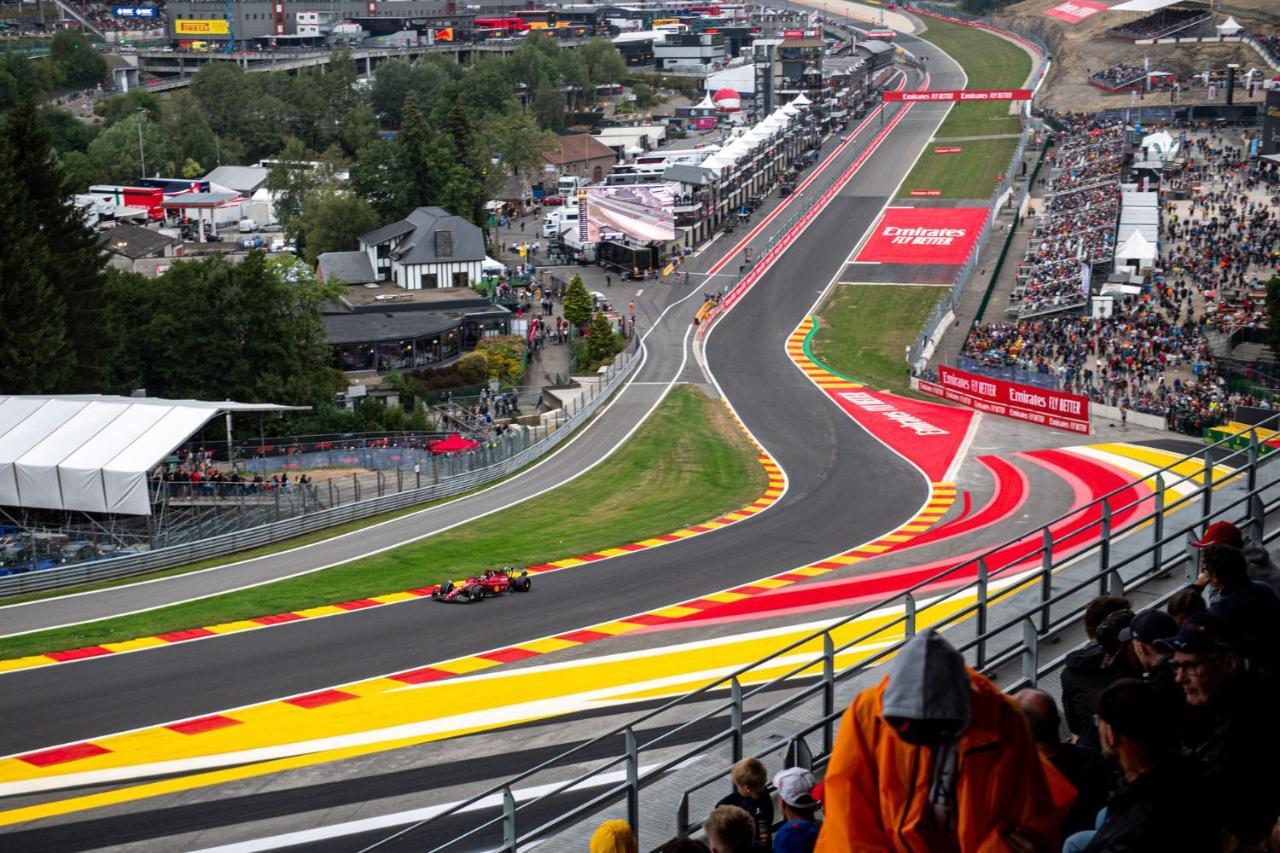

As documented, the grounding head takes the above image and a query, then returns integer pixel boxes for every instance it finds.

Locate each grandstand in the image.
[1106,5,1212,42]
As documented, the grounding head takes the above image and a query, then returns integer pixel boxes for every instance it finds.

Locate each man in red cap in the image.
[1192,520,1280,599]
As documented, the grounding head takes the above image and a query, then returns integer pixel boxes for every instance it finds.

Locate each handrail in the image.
[363,408,1280,850]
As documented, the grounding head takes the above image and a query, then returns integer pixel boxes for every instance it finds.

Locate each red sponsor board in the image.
[909,189,941,197]
[919,366,1091,434]
[854,207,988,265]
[934,146,963,154]
[1043,0,1107,24]
[885,89,1033,103]
[828,388,975,483]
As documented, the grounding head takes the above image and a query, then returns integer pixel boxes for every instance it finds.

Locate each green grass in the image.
[919,16,1032,138]
[809,285,944,396]
[899,136,1020,200]
[897,16,1032,200]
[0,385,766,660]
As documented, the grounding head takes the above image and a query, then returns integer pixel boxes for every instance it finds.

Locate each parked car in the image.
[541,196,565,206]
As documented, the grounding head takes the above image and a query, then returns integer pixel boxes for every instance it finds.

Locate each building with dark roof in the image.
[337,206,486,291]
[103,224,180,276]
[541,133,618,185]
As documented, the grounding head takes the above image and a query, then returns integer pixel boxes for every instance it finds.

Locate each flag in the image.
[435,27,453,42]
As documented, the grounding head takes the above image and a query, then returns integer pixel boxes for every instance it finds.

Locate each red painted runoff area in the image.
[854,207,989,266]
[828,388,974,483]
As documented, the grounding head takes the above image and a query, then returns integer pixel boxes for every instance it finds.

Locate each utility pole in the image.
[136,108,147,179]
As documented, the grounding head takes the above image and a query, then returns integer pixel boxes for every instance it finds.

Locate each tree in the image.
[267,137,319,237]
[295,189,380,265]
[40,105,98,155]
[350,137,413,222]
[0,99,110,391]
[632,82,656,109]
[532,83,565,131]
[563,275,593,328]
[160,92,218,172]
[86,113,173,183]
[93,89,161,126]
[110,253,342,404]
[580,38,627,87]
[49,31,107,89]
[191,62,250,138]
[588,311,622,363]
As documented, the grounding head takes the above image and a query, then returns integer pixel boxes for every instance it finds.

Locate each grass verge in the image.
[0,385,767,660]
[898,15,1032,200]
[899,136,1020,199]
[810,285,945,395]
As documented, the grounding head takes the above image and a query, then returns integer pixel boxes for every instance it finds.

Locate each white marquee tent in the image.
[0,396,303,516]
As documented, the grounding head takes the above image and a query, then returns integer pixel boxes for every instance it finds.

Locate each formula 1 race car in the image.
[431,568,532,603]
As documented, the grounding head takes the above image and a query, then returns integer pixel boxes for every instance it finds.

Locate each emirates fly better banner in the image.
[918,366,1091,434]
[884,89,1033,102]
[854,207,989,266]
[1043,0,1108,24]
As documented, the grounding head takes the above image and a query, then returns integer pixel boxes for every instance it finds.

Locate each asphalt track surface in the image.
[0,48,966,762]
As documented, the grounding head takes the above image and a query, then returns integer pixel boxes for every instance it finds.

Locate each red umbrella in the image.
[429,434,478,455]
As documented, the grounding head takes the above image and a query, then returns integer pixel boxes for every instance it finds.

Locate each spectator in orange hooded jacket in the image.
[816,629,1076,852]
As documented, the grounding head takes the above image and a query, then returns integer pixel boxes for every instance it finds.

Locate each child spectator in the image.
[716,757,773,851]
[703,805,755,853]
[773,767,821,853]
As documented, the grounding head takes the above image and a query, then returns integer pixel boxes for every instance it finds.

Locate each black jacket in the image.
[717,790,774,851]
[1061,644,1138,751]
[1082,759,1219,852]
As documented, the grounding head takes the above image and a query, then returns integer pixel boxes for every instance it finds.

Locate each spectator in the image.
[704,805,754,853]
[772,768,821,853]
[1194,543,1280,671]
[1083,596,1131,641]
[1166,587,1207,625]
[1015,688,1112,837]
[1068,679,1219,852]
[816,629,1074,852]
[717,757,773,851]
[1117,610,1182,706]
[662,840,710,853]
[591,819,639,853]
[1061,608,1139,751]
[1159,611,1280,844]
[1192,520,1280,598]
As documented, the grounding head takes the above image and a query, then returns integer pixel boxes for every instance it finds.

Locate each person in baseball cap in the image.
[1118,609,1181,705]
[1192,520,1244,550]
[772,767,820,852]
[1192,521,1280,600]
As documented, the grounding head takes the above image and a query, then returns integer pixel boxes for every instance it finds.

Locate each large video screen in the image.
[578,185,676,243]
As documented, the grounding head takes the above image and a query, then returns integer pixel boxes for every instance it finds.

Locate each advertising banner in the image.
[1043,0,1107,24]
[578,185,676,243]
[175,19,230,35]
[934,146,963,154]
[919,365,1091,434]
[909,189,941,197]
[885,89,1033,102]
[113,5,158,17]
[854,207,988,266]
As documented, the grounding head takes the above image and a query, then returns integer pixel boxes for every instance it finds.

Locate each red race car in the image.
[432,568,532,603]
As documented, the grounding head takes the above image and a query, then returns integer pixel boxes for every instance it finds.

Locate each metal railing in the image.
[365,412,1280,852]
[0,339,640,596]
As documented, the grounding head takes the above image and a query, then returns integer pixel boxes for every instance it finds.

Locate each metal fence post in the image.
[397,469,403,493]
[677,792,691,839]
[1152,475,1166,577]
[273,488,281,521]
[976,558,989,667]
[1021,617,1039,687]
[1247,431,1259,494]
[1039,527,1053,633]
[502,785,517,852]
[625,727,640,834]
[822,632,835,755]
[1202,450,1214,525]
[904,592,917,638]
[730,677,744,763]
[1098,499,1113,595]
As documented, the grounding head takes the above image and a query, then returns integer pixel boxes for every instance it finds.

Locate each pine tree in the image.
[588,311,619,363]
[1,98,109,390]
[563,275,593,328]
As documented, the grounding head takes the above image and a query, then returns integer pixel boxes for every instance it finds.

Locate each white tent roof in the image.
[0,396,303,516]
[482,256,505,273]
[1216,16,1242,35]
[791,93,812,107]
[1116,230,1157,262]
[694,93,715,109]
[1109,0,1179,11]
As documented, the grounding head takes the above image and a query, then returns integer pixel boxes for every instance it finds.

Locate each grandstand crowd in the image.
[1089,64,1146,92]
[1012,114,1123,319]
[962,118,1279,433]
[590,524,1280,853]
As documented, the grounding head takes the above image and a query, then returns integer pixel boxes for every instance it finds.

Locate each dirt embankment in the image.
[995,0,1278,112]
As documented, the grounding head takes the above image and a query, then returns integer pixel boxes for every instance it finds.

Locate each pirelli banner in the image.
[175,19,230,35]
[918,365,1091,434]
